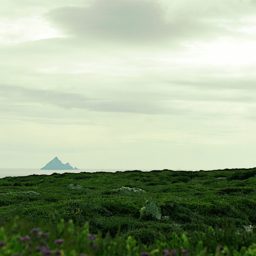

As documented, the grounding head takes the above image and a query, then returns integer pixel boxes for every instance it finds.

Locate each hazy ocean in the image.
[0,168,130,178]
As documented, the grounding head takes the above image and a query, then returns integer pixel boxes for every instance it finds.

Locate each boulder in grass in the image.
[68,184,83,190]
[114,186,146,194]
[140,200,162,220]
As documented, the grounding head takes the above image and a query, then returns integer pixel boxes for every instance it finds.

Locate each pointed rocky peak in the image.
[41,157,78,170]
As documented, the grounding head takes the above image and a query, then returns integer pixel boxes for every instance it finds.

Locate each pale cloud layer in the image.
[1,0,256,170]
[50,0,171,42]
[49,0,256,42]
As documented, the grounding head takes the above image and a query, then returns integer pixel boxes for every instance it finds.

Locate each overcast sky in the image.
[1,0,256,170]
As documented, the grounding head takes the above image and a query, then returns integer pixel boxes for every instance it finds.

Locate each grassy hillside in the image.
[1,168,256,255]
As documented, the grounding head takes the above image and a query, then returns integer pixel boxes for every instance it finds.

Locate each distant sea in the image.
[0,168,134,179]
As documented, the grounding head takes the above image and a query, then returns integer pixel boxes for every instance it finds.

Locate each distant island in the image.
[41,157,78,170]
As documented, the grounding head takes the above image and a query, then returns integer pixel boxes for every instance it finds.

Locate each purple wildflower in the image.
[88,234,96,241]
[20,235,31,242]
[141,252,150,256]
[163,249,171,256]
[0,241,6,248]
[38,246,52,256]
[54,239,64,246]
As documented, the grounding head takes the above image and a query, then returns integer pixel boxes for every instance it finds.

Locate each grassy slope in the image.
[0,168,256,255]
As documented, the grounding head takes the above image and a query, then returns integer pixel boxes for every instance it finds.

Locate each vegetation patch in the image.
[1,168,256,254]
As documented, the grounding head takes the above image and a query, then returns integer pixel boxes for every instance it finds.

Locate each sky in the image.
[1,0,256,170]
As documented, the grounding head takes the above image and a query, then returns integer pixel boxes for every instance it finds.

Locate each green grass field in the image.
[1,168,256,255]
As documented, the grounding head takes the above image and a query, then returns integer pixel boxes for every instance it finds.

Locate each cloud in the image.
[49,0,171,42]
[48,0,256,44]
[0,0,85,17]
[0,85,170,115]
[1,80,256,123]
[0,85,90,109]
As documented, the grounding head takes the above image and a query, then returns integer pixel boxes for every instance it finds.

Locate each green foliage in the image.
[245,244,256,256]
[0,168,256,254]
[0,219,256,255]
